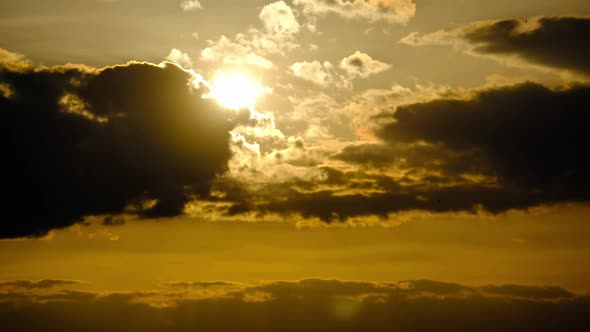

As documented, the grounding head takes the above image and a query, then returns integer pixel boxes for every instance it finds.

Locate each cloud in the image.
[199,2,301,60]
[163,281,237,288]
[211,80,590,223]
[0,48,32,71]
[165,48,193,69]
[180,0,202,12]
[333,144,397,167]
[102,216,126,227]
[259,1,300,37]
[401,16,590,75]
[376,82,590,193]
[290,60,338,87]
[0,54,243,239]
[290,51,390,88]
[0,279,586,331]
[481,284,573,300]
[201,36,274,69]
[0,82,14,99]
[294,0,416,25]
[0,279,80,290]
[235,1,302,55]
[340,51,391,79]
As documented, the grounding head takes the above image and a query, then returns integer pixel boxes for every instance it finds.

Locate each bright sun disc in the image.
[210,72,263,110]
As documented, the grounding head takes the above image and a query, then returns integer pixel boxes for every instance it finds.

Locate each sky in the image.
[1,1,590,331]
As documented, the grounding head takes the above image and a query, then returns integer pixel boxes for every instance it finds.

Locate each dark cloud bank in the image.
[0,279,79,290]
[3,18,590,235]
[377,82,590,191]
[403,16,590,75]
[223,81,590,222]
[464,16,590,74]
[223,16,590,223]
[0,279,588,331]
[0,54,243,238]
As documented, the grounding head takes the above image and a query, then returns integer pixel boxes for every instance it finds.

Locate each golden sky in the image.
[1,1,590,331]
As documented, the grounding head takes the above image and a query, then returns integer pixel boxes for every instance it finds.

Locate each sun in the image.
[210,72,264,110]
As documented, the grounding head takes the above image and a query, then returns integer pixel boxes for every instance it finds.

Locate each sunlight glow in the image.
[210,72,264,110]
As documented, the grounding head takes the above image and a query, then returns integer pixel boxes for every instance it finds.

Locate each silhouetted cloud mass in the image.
[0,56,242,238]
[217,82,590,222]
[465,17,590,74]
[0,279,587,332]
[0,279,80,290]
[401,16,590,75]
[377,82,590,194]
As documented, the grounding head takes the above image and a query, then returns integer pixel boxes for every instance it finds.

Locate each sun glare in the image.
[210,72,264,110]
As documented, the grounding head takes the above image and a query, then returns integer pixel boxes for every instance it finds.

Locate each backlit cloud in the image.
[294,0,416,24]
[0,56,243,238]
[340,51,391,79]
[165,48,193,69]
[180,0,202,12]
[201,36,274,69]
[401,16,590,76]
[290,60,339,87]
[290,51,391,88]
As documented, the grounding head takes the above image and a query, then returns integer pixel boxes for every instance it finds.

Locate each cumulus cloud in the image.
[165,48,193,69]
[237,1,302,55]
[290,60,338,87]
[294,0,416,25]
[340,51,391,78]
[0,279,586,331]
[291,51,390,88]
[199,1,302,60]
[401,16,590,75]
[180,0,202,12]
[259,1,300,37]
[0,54,244,239]
[201,36,274,69]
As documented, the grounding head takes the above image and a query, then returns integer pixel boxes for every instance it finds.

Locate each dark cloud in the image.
[482,284,573,300]
[245,82,590,222]
[397,279,470,295]
[335,143,490,175]
[333,144,397,167]
[0,279,586,332]
[260,182,539,221]
[219,169,536,222]
[164,281,237,288]
[464,17,590,74]
[102,216,126,227]
[377,82,590,196]
[346,57,365,70]
[402,16,590,75]
[219,82,590,222]
[0,55,242,238]
[0,279,80,289]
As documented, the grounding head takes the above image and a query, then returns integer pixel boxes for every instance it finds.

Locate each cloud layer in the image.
[208,81,590,223]
[0,279,587,332]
